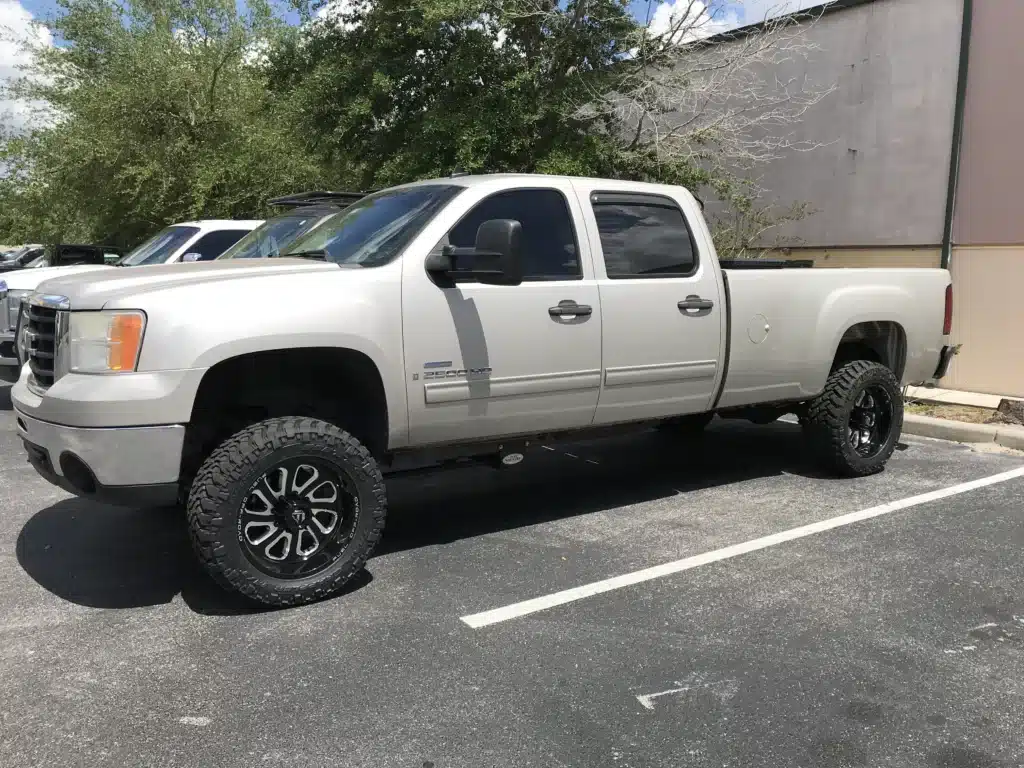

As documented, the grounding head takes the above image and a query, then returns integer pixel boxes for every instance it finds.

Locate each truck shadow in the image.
[378,420,849,557]
[15,420,871,615]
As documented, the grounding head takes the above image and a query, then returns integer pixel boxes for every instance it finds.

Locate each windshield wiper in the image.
[273,249,328,261]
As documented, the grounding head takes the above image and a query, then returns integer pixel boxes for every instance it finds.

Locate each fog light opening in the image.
[59,452,97,495]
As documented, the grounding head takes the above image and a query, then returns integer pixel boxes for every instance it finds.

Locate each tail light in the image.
[943,284,953,336]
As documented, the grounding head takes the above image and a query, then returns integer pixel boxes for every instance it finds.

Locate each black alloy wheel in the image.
[238,458,358,579]
[847,384,894,460]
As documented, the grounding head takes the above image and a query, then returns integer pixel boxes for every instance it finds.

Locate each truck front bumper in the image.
[15,408,184,508]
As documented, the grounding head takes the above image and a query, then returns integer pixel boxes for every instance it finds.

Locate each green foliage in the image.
[0,0,325,246]
[0,0,807,252]
[266,0,710,190]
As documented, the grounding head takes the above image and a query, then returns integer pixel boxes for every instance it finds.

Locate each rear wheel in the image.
[803,360,903,477]
[186,417,386,607]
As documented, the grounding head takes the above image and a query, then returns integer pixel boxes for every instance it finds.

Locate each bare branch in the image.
[574,7,837,256]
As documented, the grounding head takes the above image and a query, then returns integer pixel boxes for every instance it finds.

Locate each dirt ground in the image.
[905,402,998,424]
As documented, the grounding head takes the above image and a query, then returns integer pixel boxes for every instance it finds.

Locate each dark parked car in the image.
[0,243,124,274]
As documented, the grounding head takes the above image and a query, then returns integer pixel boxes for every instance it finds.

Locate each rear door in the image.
[401,182,603,445]
[573,182,726,425]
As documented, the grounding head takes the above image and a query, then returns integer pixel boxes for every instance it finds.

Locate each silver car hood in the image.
[33,258,339,311]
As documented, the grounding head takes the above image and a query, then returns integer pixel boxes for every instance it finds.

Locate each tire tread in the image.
[186,417,386,607]
[804,360,903,478]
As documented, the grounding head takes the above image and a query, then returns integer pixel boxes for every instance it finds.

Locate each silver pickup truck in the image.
[12,174,955,606]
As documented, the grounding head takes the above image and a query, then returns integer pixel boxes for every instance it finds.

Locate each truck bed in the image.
[715,267,950,409]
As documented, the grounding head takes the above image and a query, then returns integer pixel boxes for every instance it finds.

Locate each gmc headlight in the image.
[67,310,146,373]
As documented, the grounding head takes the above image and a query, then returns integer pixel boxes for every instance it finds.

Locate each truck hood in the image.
[34,258,341,311]
[4,263,112,291]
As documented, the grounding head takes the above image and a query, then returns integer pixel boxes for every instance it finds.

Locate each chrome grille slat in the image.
[26,304,58,389]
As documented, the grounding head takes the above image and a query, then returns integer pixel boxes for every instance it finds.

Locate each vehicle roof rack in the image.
[267,190,374,208]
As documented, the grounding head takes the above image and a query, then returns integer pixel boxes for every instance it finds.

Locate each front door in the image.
[401,182,603,446]
[573,184,726,425]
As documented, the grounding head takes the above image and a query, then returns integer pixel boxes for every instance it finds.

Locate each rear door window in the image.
[590,193,698,278]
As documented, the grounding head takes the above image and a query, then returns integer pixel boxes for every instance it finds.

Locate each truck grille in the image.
[26,304,60,389]
[5,296,19,333]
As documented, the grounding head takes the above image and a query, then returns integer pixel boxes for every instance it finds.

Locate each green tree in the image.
[267,0,710,190]
[268,0,827,255]
[0,0,325,247]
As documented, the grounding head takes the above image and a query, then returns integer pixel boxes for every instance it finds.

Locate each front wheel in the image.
[803,360,903,477]
[186,417,387,607]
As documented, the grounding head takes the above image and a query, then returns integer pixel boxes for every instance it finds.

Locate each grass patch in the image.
[905,402,997,424]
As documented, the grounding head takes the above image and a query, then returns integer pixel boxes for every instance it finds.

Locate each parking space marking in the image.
[636,679,739,711]
[461,466,1024,629]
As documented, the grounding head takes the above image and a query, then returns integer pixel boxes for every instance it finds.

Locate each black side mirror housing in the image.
[426,218,523,286]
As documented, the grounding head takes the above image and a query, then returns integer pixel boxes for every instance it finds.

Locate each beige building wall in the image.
[943,247,1024,398]
[945,1,1024,397]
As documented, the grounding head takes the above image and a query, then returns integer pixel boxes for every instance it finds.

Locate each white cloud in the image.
[647,0,741,44]
[467,13,508,49]
[0,0,54,131]
[313,0,363,31]
[737,0,824,24]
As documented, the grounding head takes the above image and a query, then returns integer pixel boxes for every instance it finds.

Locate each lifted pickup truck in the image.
[13,174,955,606]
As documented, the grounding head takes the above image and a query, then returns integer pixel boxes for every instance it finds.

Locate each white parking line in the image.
[460,466,1024,629]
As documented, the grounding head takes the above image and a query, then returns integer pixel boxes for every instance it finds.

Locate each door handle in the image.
[549,300,593,317]
[678,295,714,312]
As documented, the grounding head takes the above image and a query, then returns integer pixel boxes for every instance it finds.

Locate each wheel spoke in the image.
[306,480,338,504]
[244,521,278,546]
[310,508,339,535]
[243,489,274,517]
[291,464,320,496]
[264,466,288,500]
[295,526,320,557]
[264,530,293,561]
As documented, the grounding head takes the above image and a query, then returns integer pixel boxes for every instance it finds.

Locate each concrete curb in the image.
[903,414,1024,451]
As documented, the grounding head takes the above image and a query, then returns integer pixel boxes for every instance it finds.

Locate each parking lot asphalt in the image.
[1,386,1023,768]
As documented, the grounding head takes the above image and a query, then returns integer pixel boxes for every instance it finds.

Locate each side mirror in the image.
[426,219,523,286]
[181,252,202,263]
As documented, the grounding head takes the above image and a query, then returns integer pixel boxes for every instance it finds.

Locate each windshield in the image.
[282,185,462,266]
[119,225,200,267]
[217,211,331,260]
